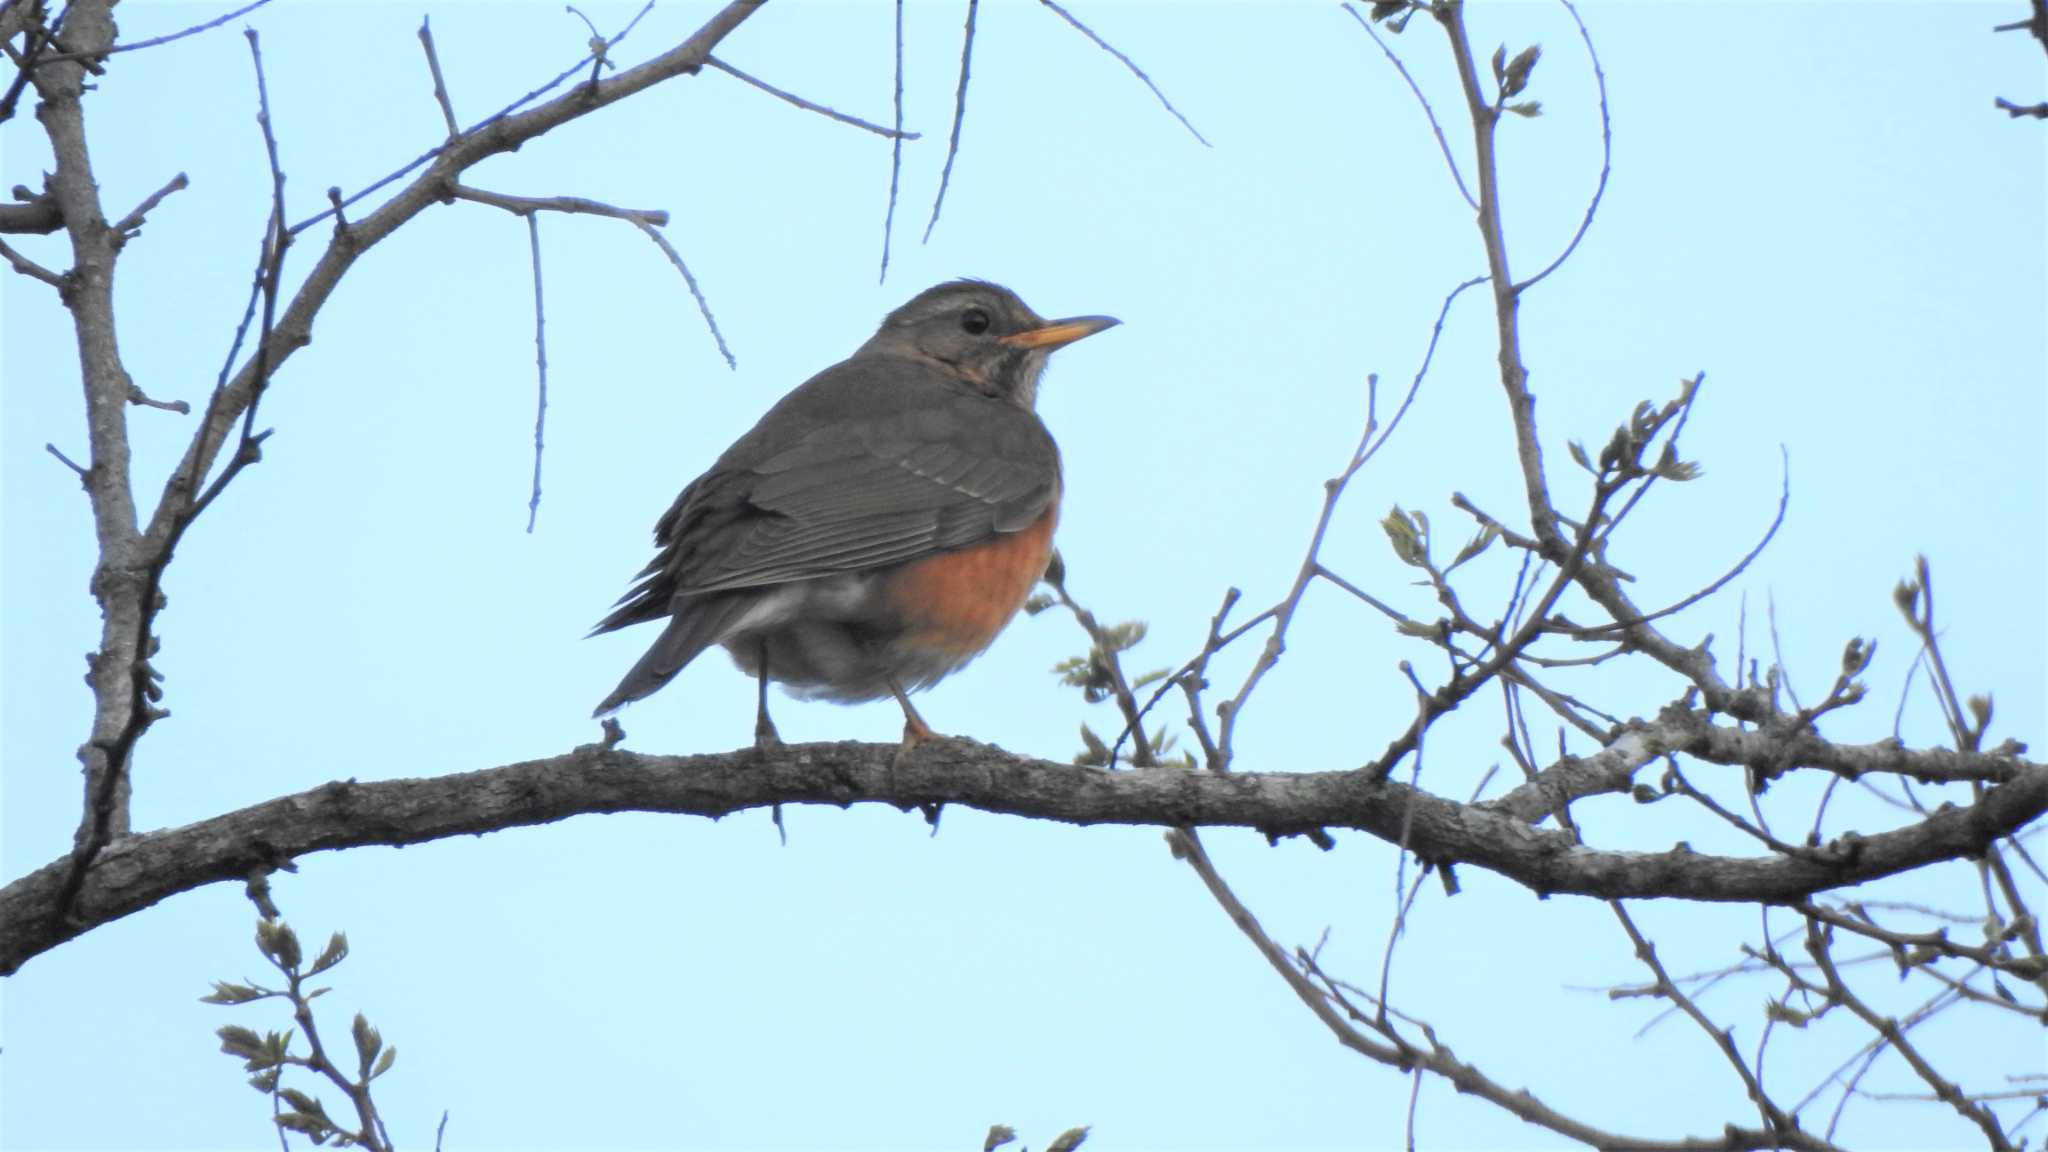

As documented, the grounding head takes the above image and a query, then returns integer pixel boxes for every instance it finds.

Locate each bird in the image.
[591,279,1118,756]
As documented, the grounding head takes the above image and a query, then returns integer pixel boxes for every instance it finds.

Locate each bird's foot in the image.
[892,714,936,770]
[753,714,783,752]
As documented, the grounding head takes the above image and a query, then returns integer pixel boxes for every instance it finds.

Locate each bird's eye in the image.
[960,308,992,335]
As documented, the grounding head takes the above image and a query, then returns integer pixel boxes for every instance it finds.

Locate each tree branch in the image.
[143,0,766,563]
[0,194,61,233]
[4,734,2042,975]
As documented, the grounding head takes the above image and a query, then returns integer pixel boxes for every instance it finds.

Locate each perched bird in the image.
[592,279,1118,754]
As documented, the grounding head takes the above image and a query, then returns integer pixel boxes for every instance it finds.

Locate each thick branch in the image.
[5,737,2043,975]
[31,0,148,848]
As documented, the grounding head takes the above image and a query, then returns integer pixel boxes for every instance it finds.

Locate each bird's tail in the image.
[592,595,746,718]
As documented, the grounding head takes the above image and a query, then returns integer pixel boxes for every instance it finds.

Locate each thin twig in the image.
[126,384,190,414]
[625,216,735,369]
[109,172,190,244]
[1570,445,1787,637]
[287,0,662,236]
[450,184,669,226]
[190,29,286,524]
[418,17,460,138]
[448,184,730,368]
[1036,0,1210,147]
[0,1,68,123]
[923,0,978,243]
[1341,3,1475,209]
[0,233,64,286]
[35,0,273,64]
[45,442,88,479]
[526,215,547,533]
[1515,0,1609,291]
[879,0,905,282]
[706,55,916,139]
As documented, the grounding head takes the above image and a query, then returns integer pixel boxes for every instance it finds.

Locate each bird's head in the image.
[861,279,1119,408]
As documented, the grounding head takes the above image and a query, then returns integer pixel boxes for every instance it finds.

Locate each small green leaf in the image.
[275,1111,335,1140]
[985,1125,1018,1152]
[1021,593,1055,616]
[262,1030,294,1067]
[1501,44,1541,98]
[1100,620,1148,652]
[1567,440,1592,473]
[1968,693,1993,732]
[1653,443,1700,480]
[256,920,302,971]
[1892,579,1920,618]
[1047,1126,1092,1152]
[371,1045,397,1080]
[1450,523,1498,569]
[309,932,349,975]
[1490,43,1507,80]
[1840,637,1874,678]
[217,1025,266,1062]
[201,981,270,1005]
[1380,506,1428,567]
[1763,1000,1811,1028]
[350,1013,382,1078]
[1504,99,1543,118]
[1075,724,1111,768]
[280,1088,322,1115]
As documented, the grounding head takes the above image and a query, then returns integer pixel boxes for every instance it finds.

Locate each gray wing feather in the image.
[594,355,1058,632]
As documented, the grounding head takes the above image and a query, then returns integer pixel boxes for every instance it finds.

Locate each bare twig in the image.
[1169,827,1842,1150]
[1802,921,2017,1149]
[525,215,547,533]
[923,0,979,244]
[1612,902,1799,1139]
[0,0,67,123]
[0,233,64,285]
[0,193,62,234]
[34,0,274,64]
[707,55,916,139]
[1515,0,1610,291]
[286,0,670,236]
[1569,445,1787,637]
[1435,0,1561,549]
[449,184,669,226]
[126,384,190,414]
[109,171,190,244]
[623,215,736,369]
[45,441,89,480]
[1341,3,1475,209]
[879,0,905,282]
[447,183,733,368]
[1036,0,1210,146]
[418,17,460,138]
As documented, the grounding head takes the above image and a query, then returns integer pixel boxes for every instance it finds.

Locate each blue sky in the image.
[3,2,2044,1148]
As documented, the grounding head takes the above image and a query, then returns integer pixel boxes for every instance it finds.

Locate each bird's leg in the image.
[887,675,935,767]
[754,638,782,750]
[757,639,787,846]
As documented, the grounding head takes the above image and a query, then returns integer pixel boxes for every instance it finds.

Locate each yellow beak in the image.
[999,314,1121,350]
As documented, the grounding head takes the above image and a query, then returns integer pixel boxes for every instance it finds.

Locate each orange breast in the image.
[888,506,1058,658]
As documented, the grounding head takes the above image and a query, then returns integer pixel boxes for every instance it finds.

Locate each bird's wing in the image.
[591,357,1058,633]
